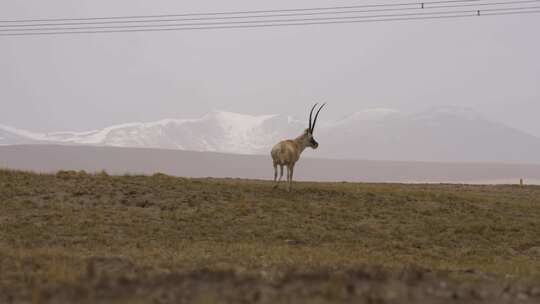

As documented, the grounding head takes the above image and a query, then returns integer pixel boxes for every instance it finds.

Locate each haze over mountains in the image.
[2,145,540,184]
[2,106,540,163]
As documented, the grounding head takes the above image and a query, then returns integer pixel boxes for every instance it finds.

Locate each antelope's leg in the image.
[274,164,284,188]
[285,166,290,192]
[287,164,295,192]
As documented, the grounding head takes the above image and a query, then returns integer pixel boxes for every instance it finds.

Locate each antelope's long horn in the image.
[308,103,318,132]
[311,103,326,133]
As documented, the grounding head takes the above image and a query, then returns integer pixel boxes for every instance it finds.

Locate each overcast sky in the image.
[1,0,539,136]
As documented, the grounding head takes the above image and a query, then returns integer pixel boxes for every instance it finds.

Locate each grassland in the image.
[1,169,540,303]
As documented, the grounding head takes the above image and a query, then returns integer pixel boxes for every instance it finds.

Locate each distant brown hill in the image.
[1,144,539,184]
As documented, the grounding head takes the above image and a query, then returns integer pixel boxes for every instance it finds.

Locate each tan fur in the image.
[271,129,318,192]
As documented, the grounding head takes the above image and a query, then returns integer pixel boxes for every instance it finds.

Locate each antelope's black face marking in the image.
[306,130,318,149]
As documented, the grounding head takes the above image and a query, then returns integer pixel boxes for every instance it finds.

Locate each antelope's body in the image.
[271,139,303,167]
[271,103,325,192]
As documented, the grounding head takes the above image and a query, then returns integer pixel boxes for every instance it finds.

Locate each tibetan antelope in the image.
[271,103,326,192]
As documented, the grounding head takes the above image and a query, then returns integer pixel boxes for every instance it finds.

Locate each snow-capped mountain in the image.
[316,106,540,163]
[331,108,400,126]
[0,124,48,145]
[0,111,303,154]
[2,107,540,163]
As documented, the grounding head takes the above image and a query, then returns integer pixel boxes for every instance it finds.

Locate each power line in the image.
[0,10,538,37]
[486,7,540,12]
[2,6,538,33]
[1,0,538,28]
[0,0,492,23]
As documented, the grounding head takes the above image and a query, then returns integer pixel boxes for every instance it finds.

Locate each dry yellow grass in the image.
[1,169,540,303]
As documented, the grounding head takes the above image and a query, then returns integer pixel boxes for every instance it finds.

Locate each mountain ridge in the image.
[2,106,540,163]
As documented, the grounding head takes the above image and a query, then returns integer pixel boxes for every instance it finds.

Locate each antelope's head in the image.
[304,103,326,149]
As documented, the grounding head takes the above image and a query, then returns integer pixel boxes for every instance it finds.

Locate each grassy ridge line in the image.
[1,169,540,286]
